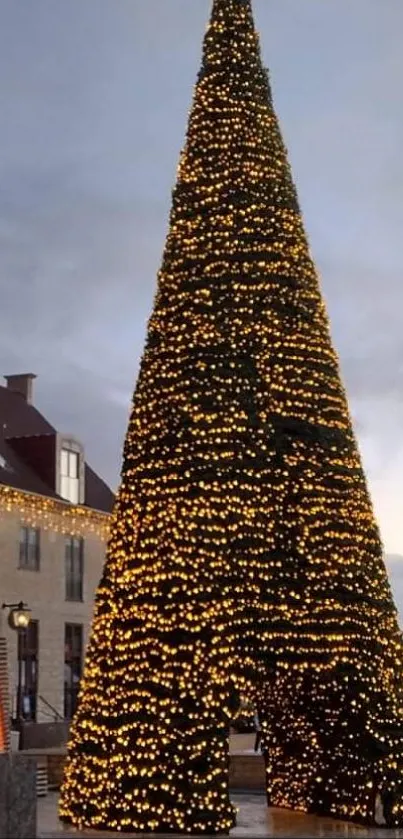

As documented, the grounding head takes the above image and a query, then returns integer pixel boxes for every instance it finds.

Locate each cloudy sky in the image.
[0,2,402,571]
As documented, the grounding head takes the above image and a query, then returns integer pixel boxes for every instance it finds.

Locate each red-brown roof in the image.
[0,384,114,514]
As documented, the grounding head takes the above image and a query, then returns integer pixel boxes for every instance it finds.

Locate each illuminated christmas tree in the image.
[60,0,403,832]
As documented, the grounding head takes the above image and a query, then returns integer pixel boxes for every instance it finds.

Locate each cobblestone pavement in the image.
[38,793,403,838]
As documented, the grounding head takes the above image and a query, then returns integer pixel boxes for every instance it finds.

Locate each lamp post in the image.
[1,602,31,731]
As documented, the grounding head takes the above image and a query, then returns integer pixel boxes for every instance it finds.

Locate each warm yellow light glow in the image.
[59,0,403,833]
[0,486,111,540]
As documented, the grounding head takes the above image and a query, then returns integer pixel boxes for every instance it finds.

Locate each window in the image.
[0,453,13,472]
[65,536,84,601]
[18,620,39,722]
[60,448,79,504]
[64,623,83,719]
[19,526,40,571]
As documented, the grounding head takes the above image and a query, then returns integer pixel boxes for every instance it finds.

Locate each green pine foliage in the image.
[60,0,403,831]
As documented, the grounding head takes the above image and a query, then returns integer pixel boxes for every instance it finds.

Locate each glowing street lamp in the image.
[1,602,31,730]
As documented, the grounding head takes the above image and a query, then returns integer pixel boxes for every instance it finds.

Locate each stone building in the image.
[0,373,114,725]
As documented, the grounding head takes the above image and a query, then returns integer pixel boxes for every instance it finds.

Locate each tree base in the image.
[59,802,237,836]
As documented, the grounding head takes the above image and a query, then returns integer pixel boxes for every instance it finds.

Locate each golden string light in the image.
[60,0,403,832]
[0,485,111,540]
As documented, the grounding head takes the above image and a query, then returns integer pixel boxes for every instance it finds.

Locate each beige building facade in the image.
[0,374,114,728]
[0,488,111,722]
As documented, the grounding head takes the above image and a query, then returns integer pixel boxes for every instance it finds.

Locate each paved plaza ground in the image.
[35,737,403,837]
[38,792,403,839]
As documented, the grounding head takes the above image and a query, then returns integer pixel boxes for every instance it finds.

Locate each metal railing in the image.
[38,694,64,722]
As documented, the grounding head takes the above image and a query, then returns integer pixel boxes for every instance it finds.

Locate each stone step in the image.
[36,763,49,797]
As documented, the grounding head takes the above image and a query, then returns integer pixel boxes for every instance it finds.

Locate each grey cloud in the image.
[0,0,402,518]
[386,555,403,623]
[36,363,129,492]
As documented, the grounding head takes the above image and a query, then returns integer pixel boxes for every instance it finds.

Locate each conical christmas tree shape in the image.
[60,0,403,832]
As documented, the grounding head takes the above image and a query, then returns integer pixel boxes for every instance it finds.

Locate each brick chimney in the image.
[4,373,37,405]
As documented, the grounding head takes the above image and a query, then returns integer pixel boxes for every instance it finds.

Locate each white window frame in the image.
[60,448,80,504]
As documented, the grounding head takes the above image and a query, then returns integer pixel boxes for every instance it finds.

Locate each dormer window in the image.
[57,436,84,505]
[60,448,80,504]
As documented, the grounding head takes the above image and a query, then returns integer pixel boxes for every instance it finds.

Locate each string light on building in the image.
[60,0,403,832]
[0,486,111,540]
